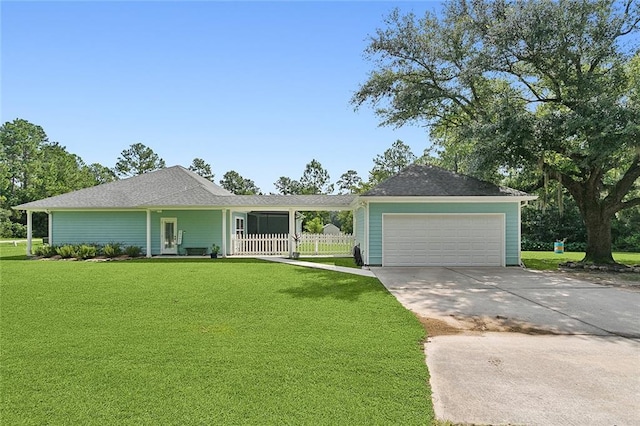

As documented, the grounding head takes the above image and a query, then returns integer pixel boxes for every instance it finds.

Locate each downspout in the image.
[146,210,152,258]
[222,209,227,258]
[26,210,32,256]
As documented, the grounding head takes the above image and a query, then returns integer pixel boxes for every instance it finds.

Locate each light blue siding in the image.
[51,211,147,248]
[367,202,520,266]
[151,210,222,255]
[52,210,223,255]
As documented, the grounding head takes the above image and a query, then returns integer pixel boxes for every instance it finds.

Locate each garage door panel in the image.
[383,214,504,267]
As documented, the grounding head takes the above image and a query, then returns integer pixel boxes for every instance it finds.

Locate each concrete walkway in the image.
[258,256,376,277]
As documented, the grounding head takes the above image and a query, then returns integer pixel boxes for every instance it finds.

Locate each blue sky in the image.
[2,1,442,193]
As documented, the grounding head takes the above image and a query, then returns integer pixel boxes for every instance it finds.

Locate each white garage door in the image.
[383,214,504,267]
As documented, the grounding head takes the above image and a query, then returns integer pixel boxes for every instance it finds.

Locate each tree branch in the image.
[618,197,640,210]
[542,162,585,207]
[603,154,640,216]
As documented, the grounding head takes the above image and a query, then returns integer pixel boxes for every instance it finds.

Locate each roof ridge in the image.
[171,165,233,196]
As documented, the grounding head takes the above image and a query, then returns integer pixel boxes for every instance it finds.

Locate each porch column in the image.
[364,202,369,266]
[48,212,52,245]
[26,210,33,256]
[222,209,227,257]
[146,210,152,258]
[288,208,295,257]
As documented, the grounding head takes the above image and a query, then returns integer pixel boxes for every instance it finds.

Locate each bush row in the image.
[521,238,587,252]
[521,238,640,253]
[34,242,143,259]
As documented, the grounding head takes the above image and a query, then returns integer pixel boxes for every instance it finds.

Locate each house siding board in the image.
[368,202,520,266]
[51,211,146,247]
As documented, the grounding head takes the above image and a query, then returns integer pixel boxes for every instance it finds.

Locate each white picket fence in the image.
[231,233,355,256]
[231,233,289,256]
[297,233,355,255]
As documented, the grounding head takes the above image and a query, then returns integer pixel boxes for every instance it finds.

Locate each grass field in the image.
[298,256,359,269]
[0,243,433,425]
[303,251,640,271]
[521,251,640,270]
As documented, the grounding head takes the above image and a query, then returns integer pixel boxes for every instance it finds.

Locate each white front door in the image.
[161,218,178,255]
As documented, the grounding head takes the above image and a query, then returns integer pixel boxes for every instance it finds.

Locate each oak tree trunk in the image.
[582,210,615,264]
[561,167,620,265]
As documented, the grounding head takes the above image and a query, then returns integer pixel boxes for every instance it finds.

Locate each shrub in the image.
[102,242,123,258]
[124,245,142,257]
[521,238,587,252]
[77,244,97,259]
[56,245,78,259]
[34,244,56,257]
[521,238,551,251]
[564,241,586,252]
[613,233,640,252]
[9,222,27,238]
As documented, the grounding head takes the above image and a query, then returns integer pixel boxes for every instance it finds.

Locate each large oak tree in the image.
[353,0,640,264]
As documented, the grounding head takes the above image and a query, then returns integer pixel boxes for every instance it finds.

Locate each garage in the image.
[382,214,505,267]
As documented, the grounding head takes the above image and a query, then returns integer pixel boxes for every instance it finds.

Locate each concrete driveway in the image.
[372,267,640,426]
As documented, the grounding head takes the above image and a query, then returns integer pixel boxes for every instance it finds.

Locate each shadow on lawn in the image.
[0,255,28,261]
[278,267,387,302]
[130,257,268,264]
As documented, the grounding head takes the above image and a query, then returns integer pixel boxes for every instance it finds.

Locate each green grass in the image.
[299,256,360,269]
[521,251,640,270]
[0,243,433,425]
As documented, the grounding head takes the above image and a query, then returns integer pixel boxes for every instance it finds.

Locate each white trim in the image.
[48,212,53,246]
[19,208,151,213]
[16,195,536,214]
[364,202,370,266]
[146,210,152,258]
[361,196,537,203]
[222,209,227,257]
[26,211,32,256]
[381,213,506,267]
[517,201,523,265]
[288,208,295,257]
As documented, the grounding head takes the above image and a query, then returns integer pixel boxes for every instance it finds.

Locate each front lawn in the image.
[299,256,360,269]
[521,251,640,270]
[0,245,433,425]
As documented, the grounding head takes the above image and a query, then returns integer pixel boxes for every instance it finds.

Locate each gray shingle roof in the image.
[14,166,357,210]
[15,163,529,211]
[14,166,232,209]
[362,164,530,197]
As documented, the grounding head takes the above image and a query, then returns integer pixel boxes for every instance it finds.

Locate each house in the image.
[14,166,355,258]
[15,164,535,266]
[353,164,535,267]
[322,223,341,235]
